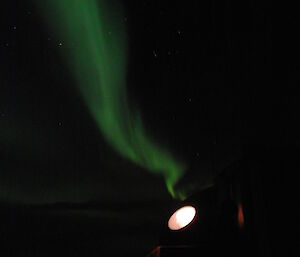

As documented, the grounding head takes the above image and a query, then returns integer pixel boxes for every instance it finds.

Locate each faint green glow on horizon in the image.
[36,0,186,198]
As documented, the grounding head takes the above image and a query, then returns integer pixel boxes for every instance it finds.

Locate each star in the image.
[153,50,158,58]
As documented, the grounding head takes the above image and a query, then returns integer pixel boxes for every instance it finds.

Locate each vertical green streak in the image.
[36,0,185,198]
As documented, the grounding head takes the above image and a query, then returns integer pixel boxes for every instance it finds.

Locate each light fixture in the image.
[168,206,196,231]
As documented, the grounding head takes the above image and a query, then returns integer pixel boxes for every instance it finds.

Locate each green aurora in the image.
[36,0,186,198]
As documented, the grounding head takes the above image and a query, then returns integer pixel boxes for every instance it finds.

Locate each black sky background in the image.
[1,0,299,256]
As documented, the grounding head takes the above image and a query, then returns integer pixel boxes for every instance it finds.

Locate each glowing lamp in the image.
[168,206,196,231]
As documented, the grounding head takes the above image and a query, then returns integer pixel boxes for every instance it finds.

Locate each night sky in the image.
[1,0,299,256]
